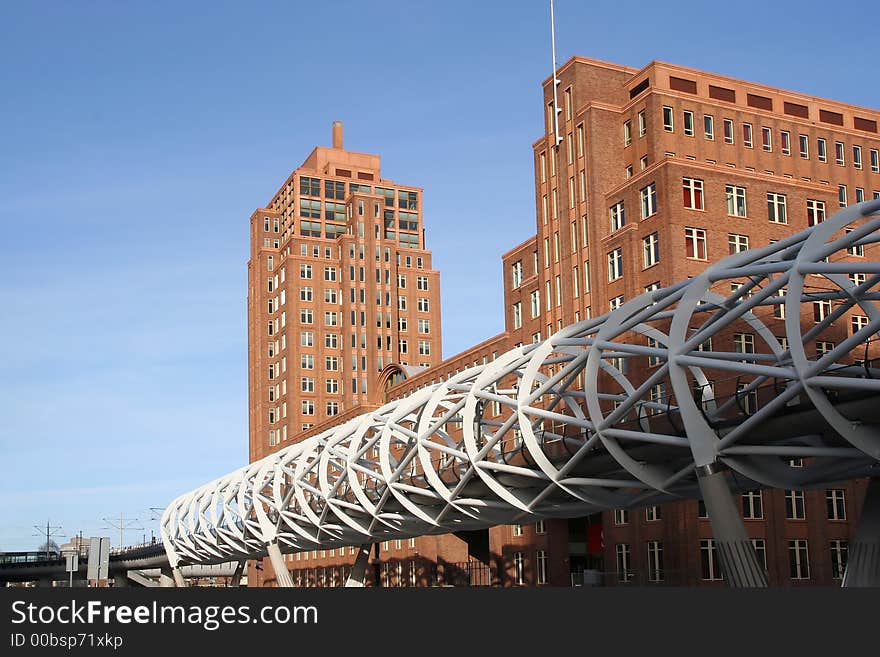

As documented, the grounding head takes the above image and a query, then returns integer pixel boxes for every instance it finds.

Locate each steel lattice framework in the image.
[162,200,880,573]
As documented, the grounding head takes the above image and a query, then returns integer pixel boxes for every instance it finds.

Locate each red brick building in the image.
[251,58,880,587]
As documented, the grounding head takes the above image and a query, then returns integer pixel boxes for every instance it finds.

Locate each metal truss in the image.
[162,200,880,585]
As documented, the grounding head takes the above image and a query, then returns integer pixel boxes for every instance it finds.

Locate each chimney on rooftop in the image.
[332,120,343,149]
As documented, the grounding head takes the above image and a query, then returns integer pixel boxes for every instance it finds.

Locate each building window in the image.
[683,110,694,136]
[610,200,626,231]
[513,552,525,585]
[814,299,832,323]
[634,110,645,137]
[728,233,749,254]
[852,315,869,336]
[645,505,661,522]
[830,540,848,580]
[512,261,523,288]
[623,120,632,146]
[835,141,845,166]
[726,185,747,217]
[826,489,846,520]
[608,247,623,281]
[700,539,723,581]
[613,509,628,525]
[805,199,826,226]
[742,490,763,519]
[723,118,734,144]
[647,541,663,582]
[838,185,848,208]
[662,106,673,132]
[742,123,753,148]
[640,182,657,218]
[682,177,704,210]
[535,520,546,534]
[785,489,806,519]
[685,227,707,260]
[512,302,522,329]
[789,540,810,579]
[536,550,548,585]
[643,232,660,268]
[817,138,827,162]
[780,130,791,155]
[762,126,772,152]
[609,295,624,311]
[734,332,755,357]
[704,114,714,140]
[616,544,632,582]
[530,290,540,318]
[418,340,430,356]
[767,192,787,223]
[871,148,879,173]
[301,400,315,416]
[752,539,768,573]
[853,145,863,170]
[417,276,429,291]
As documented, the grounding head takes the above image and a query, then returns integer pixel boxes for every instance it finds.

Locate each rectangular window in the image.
[767,192,787,223]
[514,552,524,585]
[647,541,663,582]
[610,295,624,311]
[807,199,826,226]
[723,118,734,144]
[830,540,848,580]
[623,120,632,146]
[853,145,863,170]
[613,509,628,525]
[743,123,753,148]
[685,227,707,260]
[726,185,747,217]
[780,130,791,155]
[762,126,772,152]
[700,539,723,581]
[643,232,660,268]
[817,138,827,162]
[640,183,657,218]
[616,544,632,582]
[683,110,694,137]
[645,505,661,522]
[742,490,763,519]
[704,114,714,140]
[728,233,749,254]
[511,261,523,288]
[608,247,623,281]
[662,106,673,132]
[826,489,846,520]
[785,489,806,519]
[789,540,810,579]
[512,302,522,329]
[682,178,704,210]
[536,550,548,585]
[814,299,832,323]
[797,134,808,159]
[610,200,626,231]
[638,110,646,137]
[835,141,845,165]
[839,185,848,208]
[871,149,879,173]
[856,187,865,203]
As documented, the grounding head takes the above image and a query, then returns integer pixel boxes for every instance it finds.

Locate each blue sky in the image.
[1,1,878,551]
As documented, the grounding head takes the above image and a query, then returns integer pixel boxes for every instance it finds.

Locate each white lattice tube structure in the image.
[162,200,880,585]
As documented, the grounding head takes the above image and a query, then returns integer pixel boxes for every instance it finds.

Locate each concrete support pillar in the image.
[266,542,294,588]
[843,477,880,587]
[344,544,373,587]
[697,463,767,588]
[171,566,187,588]
[228,560,246,587]
[159,567,175,587]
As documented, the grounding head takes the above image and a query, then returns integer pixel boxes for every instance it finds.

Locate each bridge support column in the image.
[266,542,294,588]
[344,544,374,587]
[697,463,767,587]
[171,567,187,588]
[159,567,175,587]
[843,477,880,587]
[228,560,246,587]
